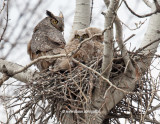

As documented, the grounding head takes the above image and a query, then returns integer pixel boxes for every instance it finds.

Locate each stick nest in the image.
[7,55,158,124]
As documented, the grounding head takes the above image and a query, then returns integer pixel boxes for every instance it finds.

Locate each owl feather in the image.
[27,10,65,71]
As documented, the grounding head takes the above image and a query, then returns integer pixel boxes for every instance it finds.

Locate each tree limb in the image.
[0,0,9,43]
[123,0,160,18]
[143,0,152,8]
[0,59,34,83]
[115,16,134,73]
[102,0,119,78]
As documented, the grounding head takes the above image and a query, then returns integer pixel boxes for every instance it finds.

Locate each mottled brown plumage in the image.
[54,27,104,71]
[27,10,65,71]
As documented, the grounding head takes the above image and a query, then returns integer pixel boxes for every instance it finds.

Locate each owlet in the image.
[54,27,104,71]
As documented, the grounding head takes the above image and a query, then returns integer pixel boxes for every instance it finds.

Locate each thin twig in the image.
[135,37,160,54]
[72,58,136,95]
[142,73,156,123]
[123,0,160,18]
[0,0,9,42]
[122,19,147,31]
[0,0,5,14]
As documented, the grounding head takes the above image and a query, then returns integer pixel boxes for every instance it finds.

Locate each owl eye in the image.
[75,35,80,39]
[82,34,89,39]
[51,19,58,25]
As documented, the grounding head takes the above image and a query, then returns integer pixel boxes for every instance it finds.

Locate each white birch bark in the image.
[69,0,91,40]
[0,59,34,83]
[138,1,160,72]
[143,0,152,7]
[101,9,114,78]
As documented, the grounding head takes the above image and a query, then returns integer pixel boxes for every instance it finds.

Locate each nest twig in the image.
[5,53,159,124]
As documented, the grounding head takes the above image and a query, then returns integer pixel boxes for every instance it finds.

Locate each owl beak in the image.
[79,37,84,42]
[61,27,64,32]
[60,26,64,32]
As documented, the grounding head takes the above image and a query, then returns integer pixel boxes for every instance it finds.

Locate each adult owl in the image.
[27,10,66,71]
[54,27,104,71]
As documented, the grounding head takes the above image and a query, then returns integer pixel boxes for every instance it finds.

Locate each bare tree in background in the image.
[0,0,160,124]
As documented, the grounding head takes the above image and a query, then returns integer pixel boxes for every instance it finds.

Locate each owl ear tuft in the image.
[59,11,64,19]
[46,10,55,18]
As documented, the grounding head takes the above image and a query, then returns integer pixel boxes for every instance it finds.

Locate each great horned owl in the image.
[27,10,66,71]
[54,27,104,71]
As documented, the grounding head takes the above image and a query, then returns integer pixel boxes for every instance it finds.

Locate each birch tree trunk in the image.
[69,0,91,40]
[138,1,160,73]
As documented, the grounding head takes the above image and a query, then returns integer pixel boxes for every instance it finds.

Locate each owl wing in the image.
[47,28,66,47]
[30,30,65,54]
[28,30,65,71]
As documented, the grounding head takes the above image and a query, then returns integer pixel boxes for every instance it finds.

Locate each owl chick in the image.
[54,27,104,71]
[27,10,66,71]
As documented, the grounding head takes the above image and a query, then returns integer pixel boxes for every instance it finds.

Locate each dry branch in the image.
[123,0,160,18]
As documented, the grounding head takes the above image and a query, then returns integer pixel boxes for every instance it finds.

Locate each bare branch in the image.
[0,59,35,83]
[0,65,10,86]
[123,34,135,43]
[102,0,119,78]
[3,0,42,59]
[0,0,5,14]
[143,0,152,8]
[147,104,160,114]
[141,76,156,123]
[123,0,160,18]
[135,37,160,54]
[122,19,147,31]
[0,0,9,42]
[115,16,134,72]
[0,74,9,86]
[135,1,160,74]
[72,58,136,95]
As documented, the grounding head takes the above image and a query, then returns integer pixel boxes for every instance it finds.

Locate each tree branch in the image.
[115,16,134,73]
[123,0,160,18]
[72,58,136,95]
[0,0,9,43]
[143,0,152,8]
[0,59,34,84]
[102,0,119,78]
